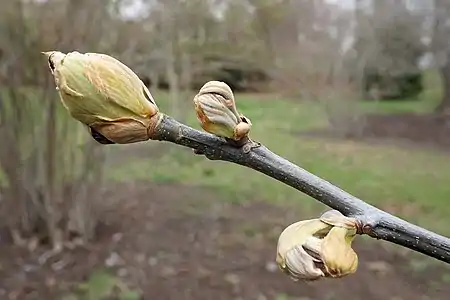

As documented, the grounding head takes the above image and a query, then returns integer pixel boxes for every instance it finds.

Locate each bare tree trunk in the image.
[150,72,160,90]
[166,40,181,120]
[431,0,450,114]
[44,97,64,251]
[436,53,450,114]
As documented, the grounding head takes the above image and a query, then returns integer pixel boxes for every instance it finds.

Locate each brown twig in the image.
[151,113,450,264]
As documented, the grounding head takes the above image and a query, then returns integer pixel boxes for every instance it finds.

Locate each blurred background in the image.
[1,0,450,299]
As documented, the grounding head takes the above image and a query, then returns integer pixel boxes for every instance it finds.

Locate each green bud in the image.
[43,51,160,144]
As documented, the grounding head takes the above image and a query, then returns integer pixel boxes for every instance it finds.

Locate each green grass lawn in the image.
[110,76,450,237]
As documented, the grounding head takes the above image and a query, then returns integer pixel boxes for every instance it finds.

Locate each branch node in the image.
[243,140,261,153]
[354,215,378,237]
[355,220,374,236]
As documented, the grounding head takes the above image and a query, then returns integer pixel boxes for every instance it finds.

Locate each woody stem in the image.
[151,114,450,264]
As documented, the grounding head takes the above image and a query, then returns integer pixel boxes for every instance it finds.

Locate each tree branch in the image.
[152,114,450,264]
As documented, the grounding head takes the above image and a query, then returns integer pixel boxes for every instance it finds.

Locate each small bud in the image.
[276,210,359,281]
[193,81,251,141]
[43,51,159,144]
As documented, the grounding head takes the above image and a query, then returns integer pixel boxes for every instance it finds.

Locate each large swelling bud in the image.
[43,51,159,144]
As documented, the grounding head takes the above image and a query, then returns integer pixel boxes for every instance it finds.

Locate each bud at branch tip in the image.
[43,50,160,144]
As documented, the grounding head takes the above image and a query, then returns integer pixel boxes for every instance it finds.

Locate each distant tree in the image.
[354,0,426,100]
[430,0,450,113]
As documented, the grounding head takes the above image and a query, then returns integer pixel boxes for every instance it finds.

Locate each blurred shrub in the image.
[0,0,111,250]
[152,56,269,93]
[364,72,424,100]
[0,88,107,249]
